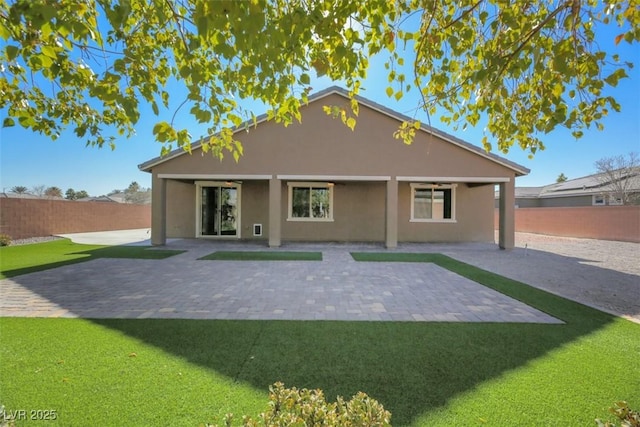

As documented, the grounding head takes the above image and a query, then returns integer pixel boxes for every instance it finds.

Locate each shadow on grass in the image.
[90,253,616,426]
[3,241,632,425]
[93,314,612,425]
[0,240,184,279]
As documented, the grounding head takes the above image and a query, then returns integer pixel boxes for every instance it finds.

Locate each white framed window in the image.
[592,195,606,206]
[410,183,456,222]
[287,182,334,221]
[608,195,623,206]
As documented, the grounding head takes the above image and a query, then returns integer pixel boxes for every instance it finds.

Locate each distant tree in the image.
[124,181,148,204]
[65,188,89,200]
[594,152,640,205]
[556,173,568,183]
[10,185,28,194]
[65,188,77,200]
[31,185,46,197]
[44,186,63,198]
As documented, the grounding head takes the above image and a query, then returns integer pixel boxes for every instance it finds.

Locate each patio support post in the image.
[268,177,282,247]
[151,174,167,246]
[386,178,398,248]
[498,178,515,250]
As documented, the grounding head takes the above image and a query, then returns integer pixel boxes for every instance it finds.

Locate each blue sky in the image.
[1,19,638,196]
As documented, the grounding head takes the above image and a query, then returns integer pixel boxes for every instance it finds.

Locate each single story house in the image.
[139,86,529,249]
[501,169,640,208]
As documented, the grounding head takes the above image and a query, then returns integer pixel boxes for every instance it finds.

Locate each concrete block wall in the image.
[0,198,151,239]
[495,206,640,243]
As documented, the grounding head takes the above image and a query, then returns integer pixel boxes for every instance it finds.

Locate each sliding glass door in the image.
[199,184,239,237]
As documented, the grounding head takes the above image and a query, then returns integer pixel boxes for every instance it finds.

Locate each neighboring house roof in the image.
[513,187,546,199]
[77,195,120,202]
[139,86,529,176]
[107,193,127,203]
[0,192,65,200]
[503,168,640,199]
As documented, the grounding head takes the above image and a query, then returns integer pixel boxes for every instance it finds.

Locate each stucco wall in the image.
[0,198,151,240]
[164,179,497,243]
[166,180,196,238]
[239,181,270,240]
[151,93,516,180]
[494,206,640,242]
[280,181,386,242]
[150,92,522,245]
[399,183,495,243]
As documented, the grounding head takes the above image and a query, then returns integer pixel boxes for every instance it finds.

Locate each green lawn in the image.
[198,251,322,261]
[0,245,638,425]
[0,239,184,279]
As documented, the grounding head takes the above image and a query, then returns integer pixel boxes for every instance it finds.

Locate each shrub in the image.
[596,401,640,427]
[0,234,11,247]
[209,382,391,427]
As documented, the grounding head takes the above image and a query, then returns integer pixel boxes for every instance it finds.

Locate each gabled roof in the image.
[139,86,529,176]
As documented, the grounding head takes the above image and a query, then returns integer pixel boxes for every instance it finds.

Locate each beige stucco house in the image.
[139,86,528,249]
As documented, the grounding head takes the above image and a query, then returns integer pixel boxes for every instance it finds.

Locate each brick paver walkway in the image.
[1,241,561,323]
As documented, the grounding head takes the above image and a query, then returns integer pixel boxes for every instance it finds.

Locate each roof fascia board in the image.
[157,173,272,180]
[397,176,510,183]
[276,175,391,181]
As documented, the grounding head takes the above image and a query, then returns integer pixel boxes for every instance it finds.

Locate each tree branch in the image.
[442,0,484,31]
[493,1,573,83]
[164,0,190,52]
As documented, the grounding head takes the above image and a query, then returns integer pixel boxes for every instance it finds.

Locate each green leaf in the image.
[3,117,15,128]
[346,117,356,130]
[6,45,19,60]
[0,22,10,40]
[299,73,310,85]
[385,86,393,97]
[41,45,57,59]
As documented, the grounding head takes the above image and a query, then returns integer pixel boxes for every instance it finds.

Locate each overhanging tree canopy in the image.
[1,0,638,159]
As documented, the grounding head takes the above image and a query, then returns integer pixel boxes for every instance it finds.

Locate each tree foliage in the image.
[9,185,27,193]
[124,180,150,204]
[30,184,46,197]
[594,152,640,205]
[44,185,62,198]
[1,0,638,158]
[65,188,89,199]
[556,173,568,183]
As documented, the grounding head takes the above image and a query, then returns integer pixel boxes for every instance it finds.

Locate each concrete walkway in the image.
[2,231,638,323]
[57,228,154,246]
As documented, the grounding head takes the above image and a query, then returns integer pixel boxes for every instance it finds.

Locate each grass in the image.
[0,239,184,279]
[1,245,638,425]
[198,251,322,261]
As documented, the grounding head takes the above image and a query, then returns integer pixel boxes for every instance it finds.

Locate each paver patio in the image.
[0,241,561,323]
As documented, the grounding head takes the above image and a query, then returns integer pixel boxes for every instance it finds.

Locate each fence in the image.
[495,206,640,243]
[0,198,151,240]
